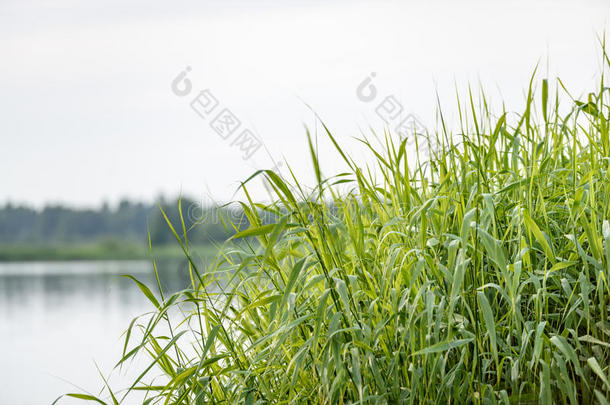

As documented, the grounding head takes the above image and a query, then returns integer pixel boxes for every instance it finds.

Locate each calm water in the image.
[0,260,192,404]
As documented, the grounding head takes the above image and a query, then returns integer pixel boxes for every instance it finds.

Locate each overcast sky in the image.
[1,0,608,208]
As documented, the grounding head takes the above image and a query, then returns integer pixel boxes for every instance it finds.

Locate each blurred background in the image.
[1,0,608,403]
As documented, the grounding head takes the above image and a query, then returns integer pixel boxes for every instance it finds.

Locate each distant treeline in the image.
[0,197,251,245]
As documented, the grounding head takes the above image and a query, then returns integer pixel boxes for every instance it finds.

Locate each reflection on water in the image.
[0,260,193,405]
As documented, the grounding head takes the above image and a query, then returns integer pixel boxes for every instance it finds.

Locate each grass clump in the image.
[72,49,610,404]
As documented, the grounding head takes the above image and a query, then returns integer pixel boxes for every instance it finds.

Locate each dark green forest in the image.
[0,197,248,260]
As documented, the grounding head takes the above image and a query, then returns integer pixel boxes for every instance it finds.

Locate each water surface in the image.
[0,260,192,404]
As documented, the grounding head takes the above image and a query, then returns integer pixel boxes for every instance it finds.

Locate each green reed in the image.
[66,43,610,405]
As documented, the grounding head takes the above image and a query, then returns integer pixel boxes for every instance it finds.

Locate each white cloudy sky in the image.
[1,0,608,207]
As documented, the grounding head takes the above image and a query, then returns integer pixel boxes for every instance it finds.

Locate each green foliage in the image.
[0,197,246,259]
[74,49,610,404]
[0,200,151,243]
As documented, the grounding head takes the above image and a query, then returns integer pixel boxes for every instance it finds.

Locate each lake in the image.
[0,260,193,404]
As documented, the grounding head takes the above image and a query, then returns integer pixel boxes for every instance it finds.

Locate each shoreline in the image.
[0,242,219,262]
